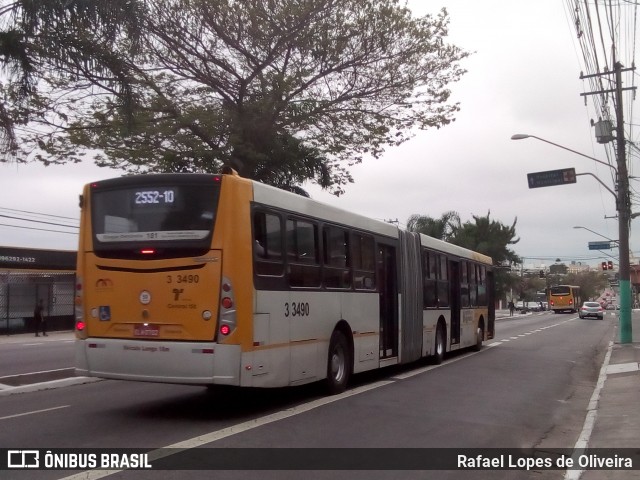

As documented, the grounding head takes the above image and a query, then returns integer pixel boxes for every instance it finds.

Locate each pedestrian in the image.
[34,299,47,337]
[508,300,515,316]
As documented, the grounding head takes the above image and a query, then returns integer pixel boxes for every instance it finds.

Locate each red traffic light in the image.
[602,262,608,270]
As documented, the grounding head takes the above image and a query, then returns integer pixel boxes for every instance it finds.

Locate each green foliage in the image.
[0,0,469,194]
[407,210,521,303]
[0,0,146,155]
[563,271,609,301]
[449,211,520,265]
[406,211,460,241]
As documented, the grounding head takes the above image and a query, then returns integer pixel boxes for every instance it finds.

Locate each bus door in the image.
[378,244,398,359]
[487,269,495,339]
[449,260,461,346]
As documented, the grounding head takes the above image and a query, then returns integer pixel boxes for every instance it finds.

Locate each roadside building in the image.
[0,246,76,334]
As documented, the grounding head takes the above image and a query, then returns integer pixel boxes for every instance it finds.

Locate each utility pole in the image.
[614,61,633,343]
[580,61,635,343]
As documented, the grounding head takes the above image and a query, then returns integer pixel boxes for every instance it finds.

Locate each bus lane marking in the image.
[0,405,70,421]
[482,316,578,346]
[60,379,396,480]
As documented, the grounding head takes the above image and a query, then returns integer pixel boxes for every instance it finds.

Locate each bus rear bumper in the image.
[75,338,241,386]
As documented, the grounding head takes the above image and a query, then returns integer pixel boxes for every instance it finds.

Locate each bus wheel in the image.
[434,324,445,364]
[326,330,351,394]
[474,323,484,352]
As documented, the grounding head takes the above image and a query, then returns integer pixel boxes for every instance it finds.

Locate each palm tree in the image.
[406,211,461,241]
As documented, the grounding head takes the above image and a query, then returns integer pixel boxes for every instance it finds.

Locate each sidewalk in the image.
[0,329,75,344]
[579,311,640,480]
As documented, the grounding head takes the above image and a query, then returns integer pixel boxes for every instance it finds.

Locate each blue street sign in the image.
[588,241,612,250]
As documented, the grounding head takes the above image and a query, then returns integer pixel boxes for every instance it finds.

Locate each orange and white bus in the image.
[75,172,495,393]
[548,285,581,313]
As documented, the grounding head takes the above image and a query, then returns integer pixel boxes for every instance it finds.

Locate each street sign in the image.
[527,168,576,188]
[588,241,612,250]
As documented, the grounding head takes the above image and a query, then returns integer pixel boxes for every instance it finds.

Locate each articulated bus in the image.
[75,172,495,393]
[548,285,581,313]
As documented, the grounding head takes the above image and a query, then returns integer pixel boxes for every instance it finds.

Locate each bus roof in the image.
[85,172,493,267]
[251,179,493,266]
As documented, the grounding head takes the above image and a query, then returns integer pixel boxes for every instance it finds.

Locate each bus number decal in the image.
[285,302,310,318]
[166,275,200,284]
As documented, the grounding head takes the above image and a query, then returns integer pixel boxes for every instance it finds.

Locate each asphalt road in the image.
[0,311,616,480]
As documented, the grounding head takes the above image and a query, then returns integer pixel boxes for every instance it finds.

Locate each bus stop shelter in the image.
[0,246,76,335]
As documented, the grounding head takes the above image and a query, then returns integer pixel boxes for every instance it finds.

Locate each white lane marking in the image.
[393,349,486,380]
[0,405,70,421]
[563,340,613,480]
[2,367,75,377]
[60,380,395,480]
[494,317,577,343]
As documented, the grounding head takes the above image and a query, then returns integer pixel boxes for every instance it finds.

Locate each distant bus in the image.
[548,285,581,313]
[75,172,495,393]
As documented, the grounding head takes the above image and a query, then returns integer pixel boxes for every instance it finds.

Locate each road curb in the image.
[0,376,103,396]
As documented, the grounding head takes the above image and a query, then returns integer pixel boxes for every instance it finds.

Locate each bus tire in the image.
[474,322,484,352]
[433,323,445,365]
[326,330,351,395]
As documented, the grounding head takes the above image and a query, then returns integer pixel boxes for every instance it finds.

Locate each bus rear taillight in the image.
[217,276,237,340]
[75,276,87,338]
[221,297,233,309]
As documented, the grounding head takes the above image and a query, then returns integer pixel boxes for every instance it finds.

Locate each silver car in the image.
[579,301,604,320]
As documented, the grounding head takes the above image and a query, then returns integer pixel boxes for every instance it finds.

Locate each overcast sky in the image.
[0,0,636,269]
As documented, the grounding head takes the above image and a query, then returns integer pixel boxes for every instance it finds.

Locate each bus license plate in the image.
[134,324,159,337]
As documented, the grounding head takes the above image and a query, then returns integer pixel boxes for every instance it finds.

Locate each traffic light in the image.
[602,261,608,270]
[608,260,614,270]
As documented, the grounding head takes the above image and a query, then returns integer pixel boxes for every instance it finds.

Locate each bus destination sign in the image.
[527,168,576,188]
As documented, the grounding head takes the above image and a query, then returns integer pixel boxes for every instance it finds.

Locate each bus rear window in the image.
[550,286,571,295]
[91,182,219,257]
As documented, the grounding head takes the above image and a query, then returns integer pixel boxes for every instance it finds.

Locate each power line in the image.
[0,214,78,229]
[0,223,78,235]
[0,206,77,221]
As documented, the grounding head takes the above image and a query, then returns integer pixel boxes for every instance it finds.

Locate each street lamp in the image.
[511,134,617,174]
[572,225,618,244]
[512,133,632,344]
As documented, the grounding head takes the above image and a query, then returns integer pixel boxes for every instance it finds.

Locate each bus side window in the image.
[352,233,375,290]
[286,218,321,287]
[469,263,478,306]
[253,211,284,276]
[323,226,351,289]
[423,250,437,308]
[478,265,487,306]
[437,255,449,307]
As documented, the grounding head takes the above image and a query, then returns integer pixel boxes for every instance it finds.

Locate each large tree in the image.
[0,0,145,157]
[1,0,469,194]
